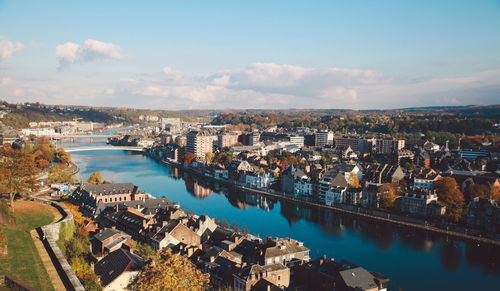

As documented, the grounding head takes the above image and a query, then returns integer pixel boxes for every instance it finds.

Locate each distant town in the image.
[0,101,499,291]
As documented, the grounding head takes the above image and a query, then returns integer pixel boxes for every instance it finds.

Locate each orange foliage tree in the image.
[134,248,209,291]
[0,145,39,211]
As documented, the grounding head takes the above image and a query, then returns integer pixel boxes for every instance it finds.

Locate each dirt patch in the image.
[14,200,62,224]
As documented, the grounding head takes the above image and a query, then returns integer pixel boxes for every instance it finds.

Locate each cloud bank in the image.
[1,62,499,109]
[0,36,24,59]
[56,39,124,69]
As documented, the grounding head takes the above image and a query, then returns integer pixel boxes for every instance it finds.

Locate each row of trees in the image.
[211,112,495,135]
[376,177,469,223]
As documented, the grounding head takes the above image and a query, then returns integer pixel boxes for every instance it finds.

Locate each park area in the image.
[0,199,61,291]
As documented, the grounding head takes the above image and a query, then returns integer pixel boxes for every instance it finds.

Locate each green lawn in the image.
[0,200,55,291]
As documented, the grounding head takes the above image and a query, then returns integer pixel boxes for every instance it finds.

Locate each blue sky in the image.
[0,0,499,109]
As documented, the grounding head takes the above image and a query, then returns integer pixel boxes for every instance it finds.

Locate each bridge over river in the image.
[64,146,144,153]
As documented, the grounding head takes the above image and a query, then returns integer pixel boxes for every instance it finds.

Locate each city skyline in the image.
[1,0,499,109]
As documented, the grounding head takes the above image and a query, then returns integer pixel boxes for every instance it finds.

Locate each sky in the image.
[0,0,499,110]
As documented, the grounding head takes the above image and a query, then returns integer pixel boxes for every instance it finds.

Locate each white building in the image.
[315,130,334,147]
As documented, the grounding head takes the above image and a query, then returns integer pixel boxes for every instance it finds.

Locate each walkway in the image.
[30,230,66,291]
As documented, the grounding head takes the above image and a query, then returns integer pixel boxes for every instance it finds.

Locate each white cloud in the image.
[56,39,124,69]
[162,67,182,81]
[1,62,499,109]
[0,36,24,59]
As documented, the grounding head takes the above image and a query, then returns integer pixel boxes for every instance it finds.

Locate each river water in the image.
[63,138,500,291]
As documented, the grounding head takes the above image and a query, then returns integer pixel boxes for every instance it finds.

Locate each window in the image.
[105,198,107,203]
[119,197,122,201]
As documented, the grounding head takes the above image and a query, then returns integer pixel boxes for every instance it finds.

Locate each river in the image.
[63,138,500,291]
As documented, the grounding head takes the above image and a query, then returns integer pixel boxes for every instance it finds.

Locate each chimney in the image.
[111,226,116,230]
[115,204,119,212]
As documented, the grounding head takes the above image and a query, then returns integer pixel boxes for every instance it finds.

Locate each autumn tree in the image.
[435,177,465,223]
[377,183,397,210]
[87,172,103,185]
[348,172,361,188]
[184,152,196,164]
[0,145,38,211]
[205,152,214,164]
[56,148,71,164]
[134,248,209,291]
[472,184,500,201]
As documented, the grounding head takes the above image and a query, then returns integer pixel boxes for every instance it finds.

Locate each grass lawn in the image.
[0,199,56,291]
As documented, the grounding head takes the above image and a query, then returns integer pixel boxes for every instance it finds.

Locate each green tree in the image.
[133,242,155,261]
[87,172,103,185]
[134,248,209,291]
[49,164,76,183]
[0,145,39,212]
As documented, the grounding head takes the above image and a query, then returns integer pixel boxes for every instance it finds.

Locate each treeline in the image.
[211,112,496,135]
[1,106,114,128]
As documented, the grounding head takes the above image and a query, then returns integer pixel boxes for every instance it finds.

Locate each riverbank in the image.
[154,156,500,247]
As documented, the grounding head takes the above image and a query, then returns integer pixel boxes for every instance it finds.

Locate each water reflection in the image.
[69,149,500,290]
[439,242,462,272]
[172,165,500,277]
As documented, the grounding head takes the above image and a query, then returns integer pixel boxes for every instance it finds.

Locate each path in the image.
[26,191,66,291]
[30,230,66,291]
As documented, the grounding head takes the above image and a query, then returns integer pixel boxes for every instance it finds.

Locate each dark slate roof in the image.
[95,197,173,217]
[94,228,121,242]
[94,249,144,286]
[79,182,145,196]
[338,267,378,291]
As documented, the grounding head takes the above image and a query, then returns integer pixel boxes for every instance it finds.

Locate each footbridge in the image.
[64,146,145,153]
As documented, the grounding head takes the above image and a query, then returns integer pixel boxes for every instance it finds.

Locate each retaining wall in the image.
[30,196,85,291]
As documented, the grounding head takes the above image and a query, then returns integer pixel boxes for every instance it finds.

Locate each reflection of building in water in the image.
[193,182,212,198]
[423,240,434,253]
[245,192,274,211]
[184,176,212,199]
[172,167,179,179]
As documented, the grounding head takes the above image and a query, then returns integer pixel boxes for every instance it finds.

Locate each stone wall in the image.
[31,197,85,291]
[0,274,37,291]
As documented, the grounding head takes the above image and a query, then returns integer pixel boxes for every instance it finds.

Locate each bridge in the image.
[64,146,145,153]
[48,134,120,140]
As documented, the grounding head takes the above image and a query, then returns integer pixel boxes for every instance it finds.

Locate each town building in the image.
[186,130,213,159]
[94,249,145,291]
[71,183,148,216]
[315,130,334,147]
[374,139,405,154]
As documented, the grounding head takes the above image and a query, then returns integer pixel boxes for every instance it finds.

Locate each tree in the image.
[87,172,103,185]
[231,221,240,233]
[221,217,230,228]
[377,183,397,210]
[184,152,196,165]
[348,172,361,188]
[134,248,209,291]
[435,177,465,223]
[133,242,155,261]
[241,224,250,235]
[205,152,214,164]
[0,145,38,212]
[472,184,500,200]
[57,148,71,164]
[49,164,76,183]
